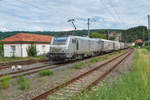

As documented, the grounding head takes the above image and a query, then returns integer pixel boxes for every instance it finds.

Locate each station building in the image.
[1,33,52,57]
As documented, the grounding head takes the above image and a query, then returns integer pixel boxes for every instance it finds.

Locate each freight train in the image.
[48,36,128,61]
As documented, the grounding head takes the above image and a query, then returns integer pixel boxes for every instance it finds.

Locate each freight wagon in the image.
[101,39,114,53]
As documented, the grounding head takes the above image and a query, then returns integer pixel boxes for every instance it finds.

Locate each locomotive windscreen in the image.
[53,37,67,45]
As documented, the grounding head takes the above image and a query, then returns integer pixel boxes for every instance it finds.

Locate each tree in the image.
[89,32,106,39]
[109,36,115,40]
[26,43,37,57]
[0,25,148,43]
[122,26,148,42]
[0,41,3,56]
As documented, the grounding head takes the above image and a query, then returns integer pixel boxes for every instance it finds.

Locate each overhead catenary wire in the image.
[1,0,124,31]
[15,0,71,31]
[106,0,123,24]
[16,0,42,10]
[99,0,119,23]
[1,0,147,31]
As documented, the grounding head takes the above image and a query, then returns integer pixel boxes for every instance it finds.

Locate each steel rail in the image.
[0,59,49,70]
[11,65,60,79]
[0,62,69,80]
[0,49,125,70]
[31,49,132,100]
[80,49,134,94]
[0,64,54,77]
[0,50,127,79]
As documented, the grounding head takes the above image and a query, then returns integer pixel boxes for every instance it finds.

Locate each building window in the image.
[11,46,16,52]
[42,45,46,54]
[42,45,45,49]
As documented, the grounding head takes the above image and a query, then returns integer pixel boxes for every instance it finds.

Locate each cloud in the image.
[0,27,8,32]
[0,0,149,31]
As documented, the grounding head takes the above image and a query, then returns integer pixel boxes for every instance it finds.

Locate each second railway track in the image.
[0,59,49,70]
[30,49,134,100]
[0,64,57,79]
[0,50,126,79]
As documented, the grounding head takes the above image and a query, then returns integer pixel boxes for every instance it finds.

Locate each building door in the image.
[11,46,16,57]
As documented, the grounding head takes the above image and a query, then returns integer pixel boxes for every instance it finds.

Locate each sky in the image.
[0,0,150,31]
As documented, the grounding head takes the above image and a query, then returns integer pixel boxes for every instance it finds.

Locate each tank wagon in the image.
[48,36,128,61]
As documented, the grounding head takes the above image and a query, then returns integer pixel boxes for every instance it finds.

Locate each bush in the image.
[12,52,16,58]
[27,43,37,57]
[0,75,11,89]
[39,69,53,76]
[90,58,99,63]
[17,76,30,90]
[74,62,85,69]
[0,42,3,57]
[90,32,106,39]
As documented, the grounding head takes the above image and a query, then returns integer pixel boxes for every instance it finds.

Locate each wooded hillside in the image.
[122,26,148,42]
[0,26,148,42]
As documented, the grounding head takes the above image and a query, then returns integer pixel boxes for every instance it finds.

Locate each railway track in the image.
[31,49,134,100]
[0,60,77,79]
[0,50,126,80]
[0,59,49,70]
[0,64,55,78]
[0,49,125,71]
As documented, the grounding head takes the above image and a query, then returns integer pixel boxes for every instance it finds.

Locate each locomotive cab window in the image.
[52,37,67,45]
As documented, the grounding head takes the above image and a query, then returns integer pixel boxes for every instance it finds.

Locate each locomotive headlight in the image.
[62,50,65,53]
[62,49,66,53]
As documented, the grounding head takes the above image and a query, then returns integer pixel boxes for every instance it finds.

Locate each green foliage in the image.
[0,25,148,43]
[109,36,115,40]
[74,62,86,69]
[144,41,148,50]
[89,57,99,63]
[0,41,3,56]
[17,75,30,90]
[27,43,37,57]
[2,96,7,99]
[90,32,107,39]
[74,51,122,69]
[0,29,123,40]
[12,52,16,58]
[0,75,11,89]
[39,69,54,76]
[122,26,148,42]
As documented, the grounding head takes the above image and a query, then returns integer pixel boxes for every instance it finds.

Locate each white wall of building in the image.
[3,43,50,57]
[4,44,22,57]
[22,44,30,57]
[36,44,50,56]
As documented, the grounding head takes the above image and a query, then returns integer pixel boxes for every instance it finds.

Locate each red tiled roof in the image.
[135,39,143,43]
[1,33,53,43]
